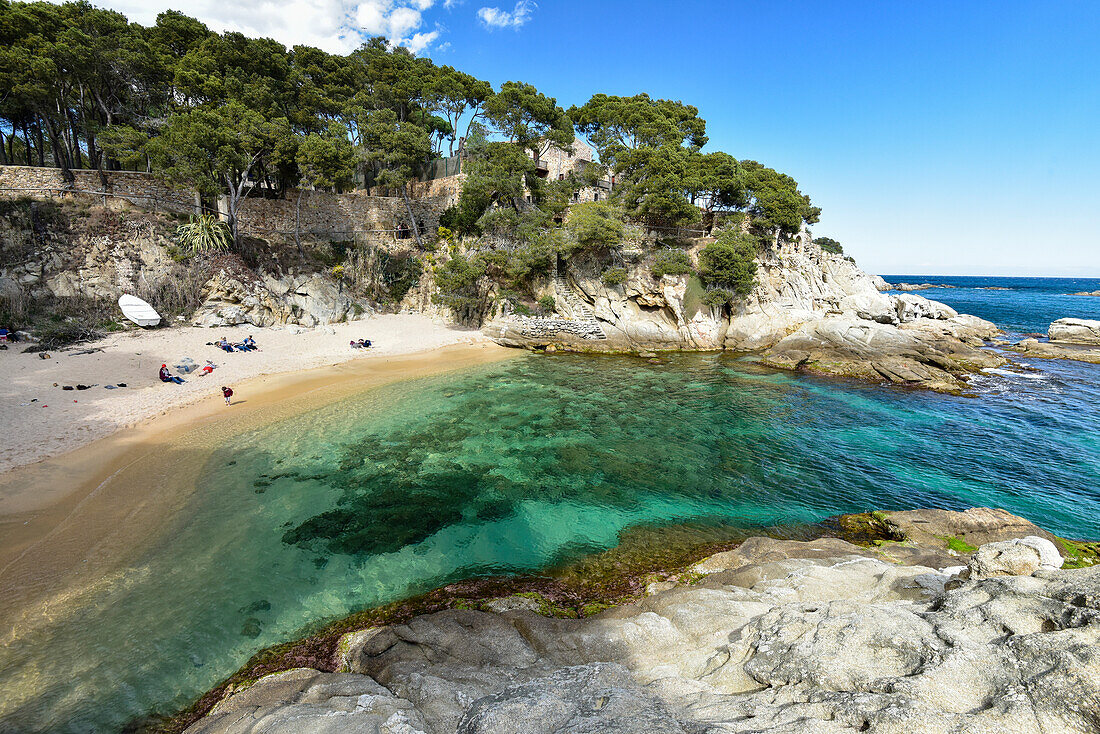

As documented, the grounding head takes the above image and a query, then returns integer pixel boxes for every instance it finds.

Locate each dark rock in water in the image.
[238,599,271,615]
[239,618,263,638]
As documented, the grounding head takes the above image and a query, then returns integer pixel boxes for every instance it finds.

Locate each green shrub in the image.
[564,201,623,254]
[433,254,485,319]
[813,236,843,255]
[698,229,759,297]
[651,249,693,278]
[538,295,556,314]
[702,288,733,308]
[379,251,423,302]
[175,214,230,256]
[439,189,490,235]
[601,267,628,287]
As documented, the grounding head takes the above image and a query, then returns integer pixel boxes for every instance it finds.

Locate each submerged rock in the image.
[187,510,1100,734]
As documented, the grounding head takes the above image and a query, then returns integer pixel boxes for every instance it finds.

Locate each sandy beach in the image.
[0,314,489,475]
[0,319,516,653]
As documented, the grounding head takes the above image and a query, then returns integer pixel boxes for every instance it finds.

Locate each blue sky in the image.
[86,1,1100,275]
[433,1,1100,277]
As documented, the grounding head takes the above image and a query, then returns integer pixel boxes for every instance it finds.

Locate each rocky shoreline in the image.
[1007,317,1100,364]
[166,507,1099,734]
[485,234,1006,394]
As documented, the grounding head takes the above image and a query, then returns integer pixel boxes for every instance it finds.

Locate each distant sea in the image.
[4,274,1100,732]
[883,275,1100,334]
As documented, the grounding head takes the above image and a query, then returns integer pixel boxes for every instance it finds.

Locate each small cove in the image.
[3,277,1100,732]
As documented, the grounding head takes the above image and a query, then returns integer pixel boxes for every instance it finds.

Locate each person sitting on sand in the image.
[350,340,360,349]
[160,364,184,385]
[0,326,8,344]
[242,335,258,350]
[221,385,233,406]
[218,337,233,353]
[358,338,372,348]
[199,360,216,376]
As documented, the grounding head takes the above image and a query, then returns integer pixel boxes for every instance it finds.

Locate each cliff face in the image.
[186,508,1100,734]
[485,232,1005,392]
[0,199,408,335]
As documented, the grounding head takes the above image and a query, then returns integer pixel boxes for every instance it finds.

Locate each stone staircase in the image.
[493,273,607,343]
[552,273,605,339]
[553,274,597,322]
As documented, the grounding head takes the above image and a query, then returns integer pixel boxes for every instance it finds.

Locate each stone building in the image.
[528,138,612,205]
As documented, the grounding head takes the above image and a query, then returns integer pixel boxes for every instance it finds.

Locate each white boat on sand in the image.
[118,294,161,327]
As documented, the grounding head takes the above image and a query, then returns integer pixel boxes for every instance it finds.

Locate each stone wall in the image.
[372,175,464,206]
[0,165,199,215]
[0,165,451,245]
[233,189,445,247]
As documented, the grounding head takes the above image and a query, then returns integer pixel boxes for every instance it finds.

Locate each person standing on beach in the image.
[221,386,233,406]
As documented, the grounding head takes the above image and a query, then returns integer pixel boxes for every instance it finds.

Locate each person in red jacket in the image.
[160,364,183,384]
[221,386,233,406]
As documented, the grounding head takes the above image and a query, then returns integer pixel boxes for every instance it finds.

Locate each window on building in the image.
[526,195,532,203]
[572,192,579,202]
[594,193,599,201]
[558,173,564,180]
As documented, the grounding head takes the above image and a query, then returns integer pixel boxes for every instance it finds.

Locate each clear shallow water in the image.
[4,276,1100,733]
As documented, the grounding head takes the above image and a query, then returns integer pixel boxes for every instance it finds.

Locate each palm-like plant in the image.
[175,215,231,256]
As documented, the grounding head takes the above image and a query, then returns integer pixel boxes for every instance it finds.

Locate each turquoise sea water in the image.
[3,275,1100,732]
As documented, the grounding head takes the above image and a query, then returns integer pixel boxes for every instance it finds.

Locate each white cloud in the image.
[51,0,442,55]
[405,30,440,54]
[476,0,534,30]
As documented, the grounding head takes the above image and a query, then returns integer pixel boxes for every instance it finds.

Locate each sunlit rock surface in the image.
[188,509,1100,734]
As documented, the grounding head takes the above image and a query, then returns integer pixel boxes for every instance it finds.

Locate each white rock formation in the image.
[484,235,1004,391]
[1049,317,1100,345]
[187,535,1099,734]
[191,270,356,327]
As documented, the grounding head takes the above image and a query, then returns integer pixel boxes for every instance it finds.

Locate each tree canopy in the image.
[0,0,824,247]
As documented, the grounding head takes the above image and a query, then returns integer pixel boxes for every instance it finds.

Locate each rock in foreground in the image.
[187,510,1100,734]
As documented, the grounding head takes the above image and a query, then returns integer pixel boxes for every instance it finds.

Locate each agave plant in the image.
[175,214,231,256]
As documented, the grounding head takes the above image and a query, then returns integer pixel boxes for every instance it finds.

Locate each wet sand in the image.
[0,342,517,640]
